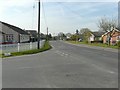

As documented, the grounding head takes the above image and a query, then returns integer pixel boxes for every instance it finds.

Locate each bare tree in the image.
[58,32,66,40]
[97,16,117,32]
[97,16,117,45]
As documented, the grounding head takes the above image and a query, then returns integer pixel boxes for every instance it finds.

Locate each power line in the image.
[32,2,35,29]
[42,2,48,28]
[42,2,50,40]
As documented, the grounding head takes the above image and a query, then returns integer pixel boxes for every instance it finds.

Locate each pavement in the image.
[2,40,118,88]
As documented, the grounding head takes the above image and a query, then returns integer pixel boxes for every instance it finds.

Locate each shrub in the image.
[117,41,120,48]
[84,40,88,43]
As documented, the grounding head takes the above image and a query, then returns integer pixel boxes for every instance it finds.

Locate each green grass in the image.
[67,41,119,49]
[1,41,52,58]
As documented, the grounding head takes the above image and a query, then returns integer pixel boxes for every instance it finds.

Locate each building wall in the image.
[102,35,107,43]
[0,22,2,32]
[1,22,30,43]
[89,34,94,42]
[102,31,120,45]
[0,22,3,43]
[111,32,120,44]
[2,23,19,43]
[20,34,30,43]
[0,33,3,43]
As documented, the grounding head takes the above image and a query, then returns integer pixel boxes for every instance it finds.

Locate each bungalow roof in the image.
[92,32,105,37]
[1,21,29,35]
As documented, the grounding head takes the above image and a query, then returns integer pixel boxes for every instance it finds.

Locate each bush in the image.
[84,41,88,43]
[117,41,120,48]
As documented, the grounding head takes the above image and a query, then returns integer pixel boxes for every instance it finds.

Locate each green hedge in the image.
[117,41,120,48]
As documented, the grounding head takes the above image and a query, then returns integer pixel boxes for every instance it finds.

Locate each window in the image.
[117,36,120,40]
[5,34,13,42]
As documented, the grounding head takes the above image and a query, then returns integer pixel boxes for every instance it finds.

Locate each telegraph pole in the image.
[37,0,40,49]
[47,27,48,41]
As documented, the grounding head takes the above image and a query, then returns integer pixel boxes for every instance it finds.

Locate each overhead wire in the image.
[42,2,48,28]
[32,2,35,29]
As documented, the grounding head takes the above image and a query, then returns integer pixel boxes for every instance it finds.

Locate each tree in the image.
[97,16,117,45]
[76,29,79,35]
[97,16,117,32]
[80,28,91,42]
[58,32,66,40]
[75,29,79,41]
[48,33,52,40]
[70,34,80,41]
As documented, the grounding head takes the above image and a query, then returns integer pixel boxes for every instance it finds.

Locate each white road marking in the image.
[55,50,69,57]
[65,54,68,56]
[91,63,116,74]
[19,67,33,69]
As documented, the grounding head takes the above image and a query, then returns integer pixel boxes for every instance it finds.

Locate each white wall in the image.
[0,33,3,43]
[0,22,2,32]
[89,34,94,41]
[20,34,30,43]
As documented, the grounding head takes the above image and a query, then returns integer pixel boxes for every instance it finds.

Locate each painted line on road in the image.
[91,63,116,74]
[54,50,69,57]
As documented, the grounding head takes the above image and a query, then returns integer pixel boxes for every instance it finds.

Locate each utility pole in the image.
[47,27,48,41]
[37,0,40,49]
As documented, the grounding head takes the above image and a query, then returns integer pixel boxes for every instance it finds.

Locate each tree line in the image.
[56,16,118,44]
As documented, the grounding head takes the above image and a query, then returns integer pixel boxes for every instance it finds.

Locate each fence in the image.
[0,40,44,54]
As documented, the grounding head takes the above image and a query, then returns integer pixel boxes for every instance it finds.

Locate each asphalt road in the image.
[2,41,118,88]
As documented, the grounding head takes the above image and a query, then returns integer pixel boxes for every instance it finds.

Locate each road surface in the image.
[2,41,118,88]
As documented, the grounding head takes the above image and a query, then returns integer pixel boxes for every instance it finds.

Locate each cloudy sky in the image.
[0,0,119,35]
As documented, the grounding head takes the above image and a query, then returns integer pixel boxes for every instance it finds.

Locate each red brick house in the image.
[102,28,120,45]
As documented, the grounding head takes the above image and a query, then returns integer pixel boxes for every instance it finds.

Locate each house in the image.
[66,33,72,40]
[102,28,120,45]
[79,34,84,41]
[0,21,30,43]
[0,31,5,44]
[40,33,46,40]
[26,30,38,42]
[88,31,105,43]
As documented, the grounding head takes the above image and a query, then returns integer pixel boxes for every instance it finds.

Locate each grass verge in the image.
[66,41,119,49]
[1,41,52,58]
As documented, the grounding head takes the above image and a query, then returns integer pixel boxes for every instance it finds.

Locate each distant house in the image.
[26,30,38,42]
[40,33,46,40]
[0,21,30,44]
[88,31,105,43]
[66,33,72,40]
[79,34,84,41]
[102,28,120,45]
